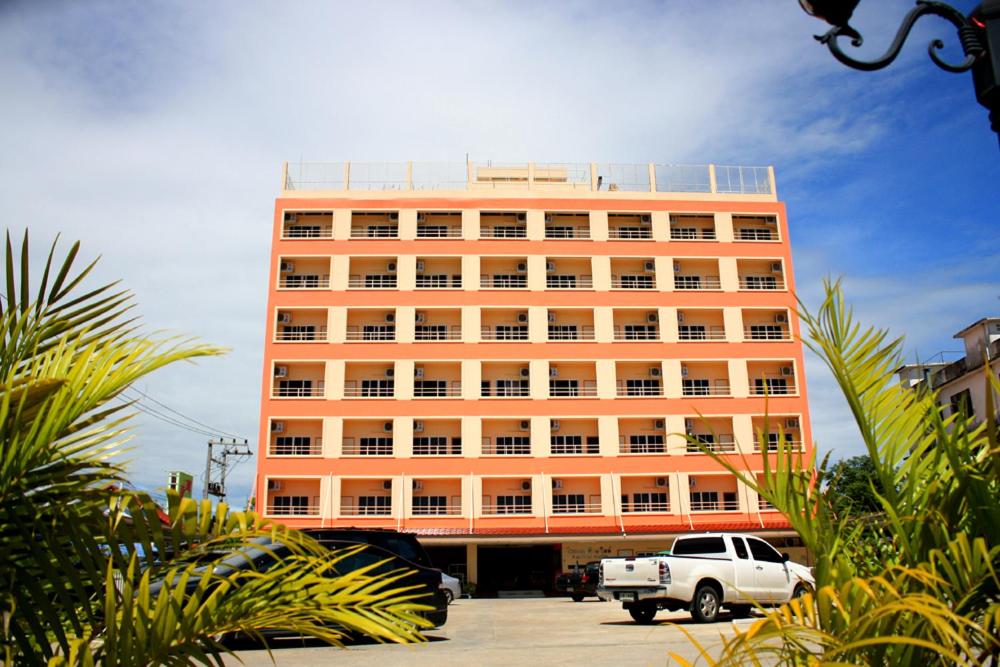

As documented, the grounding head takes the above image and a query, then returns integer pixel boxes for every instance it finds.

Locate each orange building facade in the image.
[256,161,811,591]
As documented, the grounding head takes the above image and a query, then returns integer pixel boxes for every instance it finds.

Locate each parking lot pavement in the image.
[227,597,754,666]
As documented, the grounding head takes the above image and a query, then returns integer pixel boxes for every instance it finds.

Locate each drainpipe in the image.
[612,472,626,537]
[397,472,403,532]
[541,473,549,534]
[469,471,474,536]
[679,471,694,530]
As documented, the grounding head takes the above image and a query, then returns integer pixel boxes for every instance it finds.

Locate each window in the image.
[549,379,580,397]
[414,380,449,397]
[618,275,654,289]
[358,437,393,455]
[412,496,449,515]
[364,274,397,288]
[672,536,726,555]
[272,496,310,515]
[674,275,702,290]
[360,379,394,397]
[413,436,460,456]
[483,379,529,397]
[744,275,777,290]
[682,379,710,396]
[357,495,391,515]
[491,274,527,288]
[280,325,316,341]
[547,275,578,289]
[949,389,973,418]
[496,495,531,513]
[546,226,576,238]
[628,492,667,512]
[415,324,448,341]
[749,324,784,340]
[286,225,321,238]
[753,378,789,395]
[623,324,657,340]
[627,434,664,453]
[365,225,397,238]
[417,225,448,237]
[276,379,313,397]
[494,325,528,340]
[416,274,452,289]
[273,436,313,455]
[548,325,580,340]
[625,379,661,396]
[690,491,719,510]
[552,494,586,513]
[495,436,530,455]
[492,226,525,238]
[737,228,774,240]
[732,537,749,560]
[362,325,395,341]
[613,226,650,239]
[678,325,707,340]
[283,274,321,288]
[747,538,784,563]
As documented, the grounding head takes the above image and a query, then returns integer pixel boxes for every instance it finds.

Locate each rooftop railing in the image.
[284,161,775,196]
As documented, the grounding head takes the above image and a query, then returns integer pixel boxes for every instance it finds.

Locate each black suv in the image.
[303,528,447,628]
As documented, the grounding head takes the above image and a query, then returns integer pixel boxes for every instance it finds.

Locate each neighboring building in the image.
[256,161,813,592]
[898,317,1000,426]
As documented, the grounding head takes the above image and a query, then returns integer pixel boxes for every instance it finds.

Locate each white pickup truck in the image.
[597,533,813,624]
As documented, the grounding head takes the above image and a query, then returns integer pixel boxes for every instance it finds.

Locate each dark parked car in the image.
[555,561,600,601]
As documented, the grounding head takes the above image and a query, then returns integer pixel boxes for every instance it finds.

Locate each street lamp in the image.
[800,0,1000,140]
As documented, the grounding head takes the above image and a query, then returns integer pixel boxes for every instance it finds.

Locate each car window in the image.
[732,537,749,560]
[747,538,783,563]
[671,537,726,555]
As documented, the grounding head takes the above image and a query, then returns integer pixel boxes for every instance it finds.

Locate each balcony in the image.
[670,214,716,240]
[752,415,802,452]
[689,476,739,511]
[681,362,731,397]
[545,258,593,289]
[346,309,397,342]
[544,212,591,239]
[282,211,333,239]
[412,419,462,456]
[416,211,462,238]
[482,419,532,456]
[685,416,736,453]
[415,257,462,289]
[266,478,320,516]
[272,362,325,398]
[480,309,529,341]
[482,362,530,397]
[480,211,527,238]
[621,476,670,513]
[414,308,462,341]
[733,215,779,241]
[618,418,666,454]
[672,259,722,291]
[340,479,393,516]
[482,478,532,515]
[608,213,652,239]
[350,211,399,238]
[549,363,598,398]
[275,309,328,342]
[611,258,657,289]
[348,257,398,289]
[344,363,396,398]
[551,478,602,514]
[677,309,726,341]
[278,258,331,289]
[412,479,463,516]
[268,419,323,456]
[616,362,664,397]
[738,259,785,290]
[613,310,660,341]
[550,419,599,455]
[743,309,792,341]
[748,361,797,396]
[547,309,595,341]
[480,257,528,289]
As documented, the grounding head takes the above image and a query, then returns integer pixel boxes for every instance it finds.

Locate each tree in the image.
[0,232,430,666]
[674,280,1000,666]
[827,454,883,517]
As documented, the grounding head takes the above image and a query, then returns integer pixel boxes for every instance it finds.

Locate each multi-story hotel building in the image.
[256,161,812,592]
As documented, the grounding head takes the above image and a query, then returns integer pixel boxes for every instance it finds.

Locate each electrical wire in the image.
[114,395,220,438]
[124,387,245,440]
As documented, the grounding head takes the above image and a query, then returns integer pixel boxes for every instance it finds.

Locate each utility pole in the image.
[202,438,253,501]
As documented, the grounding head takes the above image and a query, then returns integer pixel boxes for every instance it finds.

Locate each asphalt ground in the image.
[227,596,755,666]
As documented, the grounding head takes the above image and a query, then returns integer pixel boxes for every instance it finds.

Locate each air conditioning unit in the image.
[516,262,528,273]
[383,421,394,432]
[414,420,425,432]
[385,312,396,323]
[267,479,282,491]
[781,366,794,376]
[271,421,285,433]
[677,312,685,323]
[673,262,681,272]
[775,313,788,324]
[416,260,426,272]
[519,420,531,431]
[640,214,651,223]
[685,418,695,432]
[414,367,425,378]
[285,213,297,222]
[655,477,667,488]
[653,419,665,430]
[516,212,527,222]
[544,213,554,222]
[274,365,288,378]
[551,419,561,431]
[386,261,398,273]
[517,312,529,323]
[785,418,799,429]
[552,479,563,489]
[388,212,399,221]
[280,261,295,273]
[413,480,423,491]
[385,368,395,378]
[415,311,426,323]
[649,366,662,377]
[681,365,689,377]
[520,367,531,378]
[647,312,659,323]
[278,312,293,324]
[549,367,559,377]
[643,261,656,272]
[416,212,426,222]
[770,262,783,273]
[546,261,557,273]
[547,312,557,323]
[520,480,532,491]
[383,480,394,490]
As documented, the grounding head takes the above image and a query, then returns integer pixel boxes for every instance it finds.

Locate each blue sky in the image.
[0,1,996,505]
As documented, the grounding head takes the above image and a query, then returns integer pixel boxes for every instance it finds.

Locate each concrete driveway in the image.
[228,597,754,666]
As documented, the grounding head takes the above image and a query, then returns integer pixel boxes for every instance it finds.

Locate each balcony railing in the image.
[415,275,462,289]
[480,274,527,289]
[414,325,462,341]
[343,381,395,398]
[348,275,398,289]
[546,275,593,289]
[266,503,320,516]
[618,437,666,454]
[544,227,591,239]
[411,503,463,516]
[413,381,462,398]
[275,327,328,342]
[549,381,598,397]
[481,438,531,456]
[551,502,602,514]
[480,226,527,238]
[622,501,670,513]
[282,227,333,239]
[269,438,323,456]
[685,436,736,453]
[674,275,721,290]
[481,382,530,398]
[615,381,664,397]
[611,275,656,290]
[689,498,739,512]
[681,381,731,397]
[480,325,529,341]
[346,326,396,342]
[758,498,777,511]
[413,439,462,456]
[608,227,652,239]
[547,325,595,341]
[340,503,393,516]
[744,326,791,341]
[349,227,398,238]
[749,380,796,396]
[678,325,725,341]
[481,503,533,516]
[613,326,660,341]
[416,226,463,238]
[755,438,802,452]
[272,382,325,398]
[550,440,600,455]
[342,438,393,456]
[670,228,717,240]
[739,276,785,290]
[279,275,330,289]
[735,228,778,241]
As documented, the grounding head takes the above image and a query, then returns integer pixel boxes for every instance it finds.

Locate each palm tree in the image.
[0,232,431,666]
[672,280,1000,666]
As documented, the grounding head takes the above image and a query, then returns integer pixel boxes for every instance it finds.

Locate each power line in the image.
[124,387,245,440]
[114,395,220,438]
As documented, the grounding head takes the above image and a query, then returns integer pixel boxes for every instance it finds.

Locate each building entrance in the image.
[475,544,561,596]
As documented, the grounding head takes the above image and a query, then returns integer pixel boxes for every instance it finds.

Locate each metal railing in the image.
[411,504,463,516]
[549,381,598,397]
[739,276,785,290]
[414,325,462,341]
[275,327,328,342]
[689,498,740,512]
[610,275,657,289]
[415,275,462,289]
[269,438,323,456]
[480,325,529,341]
[412,441,462,456]
[266,504,320,516]
[758,498,777,511]
[343,382,395,398]
[480,226,527,238]
[413,381,462,398]
[551,502,602,514]
[481,503,533,516]
[670,228,717,240]
[544,227,591,239]
[416,226,463,238]
[622,501,671,513]
[547,325,596,341]
[481,383,530,398]
[613,326,660,341]
[686,436,736,453]
[481,438,531,455]
[735,227,778,241]
[284,161,774,195]
[341,438,393,456]
[480,274,527,289]
[744,326,791,341]
[272,383,325,398]
[678,326,726,341]
[615,382,664,398]
[674,276,722,290]
[345,326,396,342]
[546,275,593,289]
[278,276,330,289]
[618,438,666,454]
[350,227,398,238]
[681,382,731,397]
[340,504,393,516]
[749,381,796,396]
[608,227,653,239]
[348,275,398,289]
[755,439,802,452]
[550,440,600,455]
[282,226,333,239]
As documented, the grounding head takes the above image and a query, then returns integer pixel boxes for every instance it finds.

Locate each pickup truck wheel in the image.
[691,585,721,623]
[443,589,454,605]
[571,593,585,602]
[628,601,657,624]
[792,584,810,600]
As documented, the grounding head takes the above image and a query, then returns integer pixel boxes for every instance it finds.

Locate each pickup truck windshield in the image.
[672,537,726,555]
